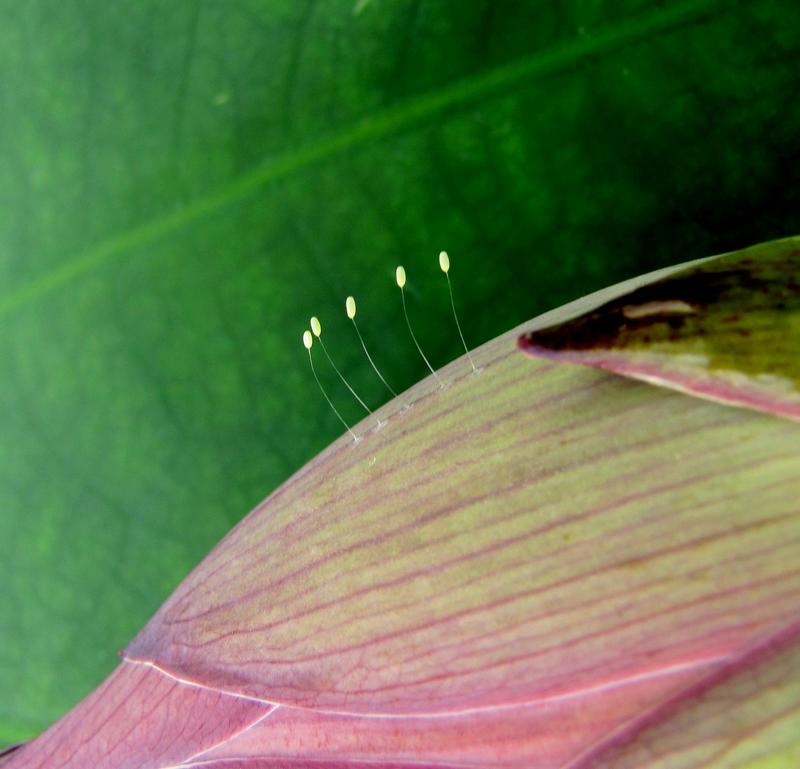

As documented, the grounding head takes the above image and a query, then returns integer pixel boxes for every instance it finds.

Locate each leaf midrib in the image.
[0,0,725,321]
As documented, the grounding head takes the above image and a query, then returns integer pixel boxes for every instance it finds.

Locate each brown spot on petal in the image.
[519,237,800,422]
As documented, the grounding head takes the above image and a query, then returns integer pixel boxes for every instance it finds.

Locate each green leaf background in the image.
[1,0,799,746]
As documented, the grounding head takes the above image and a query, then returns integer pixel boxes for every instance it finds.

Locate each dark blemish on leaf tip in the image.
[516,334,563,359]
[519,239,800,392]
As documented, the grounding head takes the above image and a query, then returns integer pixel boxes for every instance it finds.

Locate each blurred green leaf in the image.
[1,0,800,745]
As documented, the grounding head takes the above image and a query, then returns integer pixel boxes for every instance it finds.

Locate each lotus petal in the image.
[6,245,800,768]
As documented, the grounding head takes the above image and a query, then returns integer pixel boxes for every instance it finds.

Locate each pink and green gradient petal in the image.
[7,240,800,769]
